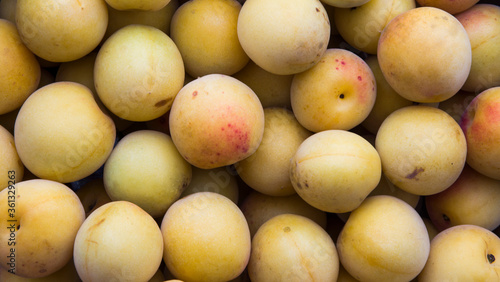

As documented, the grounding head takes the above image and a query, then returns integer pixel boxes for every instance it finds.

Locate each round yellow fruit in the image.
[377,7,472,103]
[15,0,108,62]
[337,195,430,282]
[0,19,40,115]
[0,125,23,191]
[180,166,239,204]
[248,214,339,282]
[170,0,249,77]
[95,24,184,122]
[14,82,116,183]
[169,74,265,169]
[235,107,312,196]
[290,130,381,213]
[161,192,251,281]
[240,191,327,238]
[237,0,330,75]
[0,179,85,278]
[103,130,192,219]
[73,201,164,282]
[375,105,467,195]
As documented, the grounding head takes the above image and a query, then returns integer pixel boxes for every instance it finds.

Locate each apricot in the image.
[169,74,265,169]
[0,19,40,115]
[378,7,472,103]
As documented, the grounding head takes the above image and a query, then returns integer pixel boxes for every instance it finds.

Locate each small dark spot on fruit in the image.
[304,182,309,188]
[155,99,169,107]
[336,67,339,70]
[39,269,47,273]
[283,226,291,232]
[316,7,320,12]
[192,91,198,97]
[442,214,450,222]
[358,76,362,81]
[341,61,346,65]
[17,224,20,230]
[488,254,496,263]
[335,59,339,62]
[405,167,424,179]
[339,94,345,99]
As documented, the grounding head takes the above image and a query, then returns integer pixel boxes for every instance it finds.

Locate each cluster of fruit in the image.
[1,0,500,281]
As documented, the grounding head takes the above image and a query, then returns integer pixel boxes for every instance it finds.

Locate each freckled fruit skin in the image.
[169,74,265,169]
[0,179,85,278]
[460,86,500,180]
[161,192,251,282]
[290,130,382,213]
[0,19,40,115]
[291,48,377,132]
[248,214,339,282]
[73,201,164,282]
[375,106,467,195]
[377,7,472,103]
[237,0,330,75]
[337,195,430,282]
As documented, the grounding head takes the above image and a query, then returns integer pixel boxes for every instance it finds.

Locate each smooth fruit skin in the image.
[170,0,248,77]
[375,106,467,196]
[456,4,500,93]
[377,7,472,103]
[291,48,377,132]
[333,0,415,54]
[237,0,330,75]
[0,179,85,278]
[337,195,430,282]
[169,74,265,169]
[73,201,164,282]
[95,24,185,122]
[103,130,192,218]
[235,107,312,197]
[361,55,413,134]
[290,130,382,213]
[426,165,500,232]
[161,192,251,282]
[417,0,480,15]
[15,0,108,62]
[418,224,500,281]
[248,214,339,282]
[240,191,327,238]
[14,82,116,183]
[0,19,40,115]
[104,0,178,42]
[460,86,500,180]
[105,0,171,11]
[0,125,23,191]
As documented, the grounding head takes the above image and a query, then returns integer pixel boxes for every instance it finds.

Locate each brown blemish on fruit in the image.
[406,167,424,180]
[284,226,291,232]
[155,99,168,107]
[39,269,47,273]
